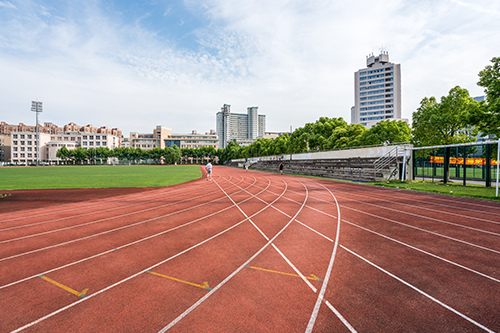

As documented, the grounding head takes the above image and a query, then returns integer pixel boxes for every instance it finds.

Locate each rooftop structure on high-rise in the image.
[352,51,406,128]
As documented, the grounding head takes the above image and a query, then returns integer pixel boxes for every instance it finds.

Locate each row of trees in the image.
[218,118,411,161]
[56,146,182,165]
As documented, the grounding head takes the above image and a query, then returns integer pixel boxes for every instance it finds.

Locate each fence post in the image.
[444,147,449,184]
[486,144,491,187]
[463,146,467,186]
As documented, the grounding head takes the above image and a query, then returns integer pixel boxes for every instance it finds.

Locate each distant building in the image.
[0,121,122,138]
[10,131,51,164]
[0,134,11,162]
[352,52,406,128]
[46,131,121,163]
[216,104,266,148]
[164,130,218,149]
[130,126,172,150]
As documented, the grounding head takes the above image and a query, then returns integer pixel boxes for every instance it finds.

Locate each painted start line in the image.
[0,166,499,332]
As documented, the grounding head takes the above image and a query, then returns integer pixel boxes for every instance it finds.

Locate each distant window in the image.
[89,136,94,140]
[96,142,100,146]
[96,136,100,140]
[102,136,107,140]
[21,141,25,145]
[83,142,87,146]
[102,141,106,146]
[13,141,18,145]
[28,147,32,151]
[13,134,18,139]
[13,147,18,151]
[27,141,32,145]
[13,153,18,158]
[71,137,75,141]
[83,135,87,139]
[90,142,94,146]
[27,134,32,139]
[20,135,25,139]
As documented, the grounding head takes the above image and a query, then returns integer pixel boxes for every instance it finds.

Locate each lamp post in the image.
[31,101,43,166]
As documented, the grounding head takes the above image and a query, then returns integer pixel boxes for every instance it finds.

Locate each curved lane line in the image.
[341,245,495,333]
[0,175,264,289]
[157,176,308,332]
[305,182,343,333]
[0,175,247,244]
[10,171,289,332]
[0,178,208,223]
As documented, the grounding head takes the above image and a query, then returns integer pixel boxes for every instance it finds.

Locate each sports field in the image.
[0,166,499,332]
[0,165,202,190]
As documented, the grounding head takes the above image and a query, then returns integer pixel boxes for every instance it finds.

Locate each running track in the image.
[1,166,499,332]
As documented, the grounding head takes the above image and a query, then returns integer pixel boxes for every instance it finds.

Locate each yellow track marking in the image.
[38,275,89,298]
[146,271,212,290]
[245,265,324,281]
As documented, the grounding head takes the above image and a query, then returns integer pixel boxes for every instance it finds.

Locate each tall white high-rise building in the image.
[352,51,405,128]
[216,104,266,148]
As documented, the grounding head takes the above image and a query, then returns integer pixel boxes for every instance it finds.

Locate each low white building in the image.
[10,132,51,165]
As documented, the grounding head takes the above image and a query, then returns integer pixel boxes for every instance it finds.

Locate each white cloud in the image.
[0,1,16,9]
[0,0,499,137]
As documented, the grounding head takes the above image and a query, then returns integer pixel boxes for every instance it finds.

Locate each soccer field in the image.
[0,165,202,190]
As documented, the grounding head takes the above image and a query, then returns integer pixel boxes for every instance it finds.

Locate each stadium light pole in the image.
[31,100,43,166]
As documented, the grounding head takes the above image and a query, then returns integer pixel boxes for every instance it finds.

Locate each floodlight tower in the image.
[31,100,43,166]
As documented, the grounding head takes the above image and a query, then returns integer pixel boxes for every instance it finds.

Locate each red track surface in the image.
[1,166,499,332]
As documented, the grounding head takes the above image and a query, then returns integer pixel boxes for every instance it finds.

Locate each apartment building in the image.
[352,51,406,128]
[46,131,121,162]
[216,104,266,148]
[10,132,51,164]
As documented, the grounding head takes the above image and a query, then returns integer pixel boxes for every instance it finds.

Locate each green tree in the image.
[412,86,477,147]
[468,57,500,137]
[357,120,411,146]
[56,146,70,164]
[412,86,478,181]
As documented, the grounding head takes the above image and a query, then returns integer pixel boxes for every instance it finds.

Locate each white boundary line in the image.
[0,176,248,244]
[305,182,343,333]
[221,177,356,332]
[341,245,495,333]
[10,174,288,332]
[0,175,265,289]
[157,176,309,332]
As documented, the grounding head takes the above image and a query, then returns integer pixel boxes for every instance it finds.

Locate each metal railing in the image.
[373,145,406,173]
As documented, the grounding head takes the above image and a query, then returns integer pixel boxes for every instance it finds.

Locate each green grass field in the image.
[370,180,500,201]
[0,165,202,190]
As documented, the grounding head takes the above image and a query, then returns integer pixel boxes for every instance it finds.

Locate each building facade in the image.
[164,130,218,149]
[10,132,51,164]
[216,104,266,148]
[0,134,11,162]
[130,126,173,150]
[352,52,405,128]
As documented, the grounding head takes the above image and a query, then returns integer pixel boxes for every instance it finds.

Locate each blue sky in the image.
[1,0,499,137]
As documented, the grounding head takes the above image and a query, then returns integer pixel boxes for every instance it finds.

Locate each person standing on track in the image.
[205,160,213,181]
[279,162,284,175]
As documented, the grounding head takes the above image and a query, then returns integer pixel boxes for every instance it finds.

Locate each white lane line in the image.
[296,202,500,284]
[341,245,495,333]
[0,180,206,223]
[342,219,500,284]
[0,176,262,288]
[9,174,286,332]
[0,176,248,244]
[227,176,357,331]
[157,177,308,332]
[330,188,500,227]
[232,182,500,256]
[343,205,500,255]
[217,177,323,293]
[325,300,358,333]
[0,185,223,232]
[326,181,500,213]
[305,182,342,333]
